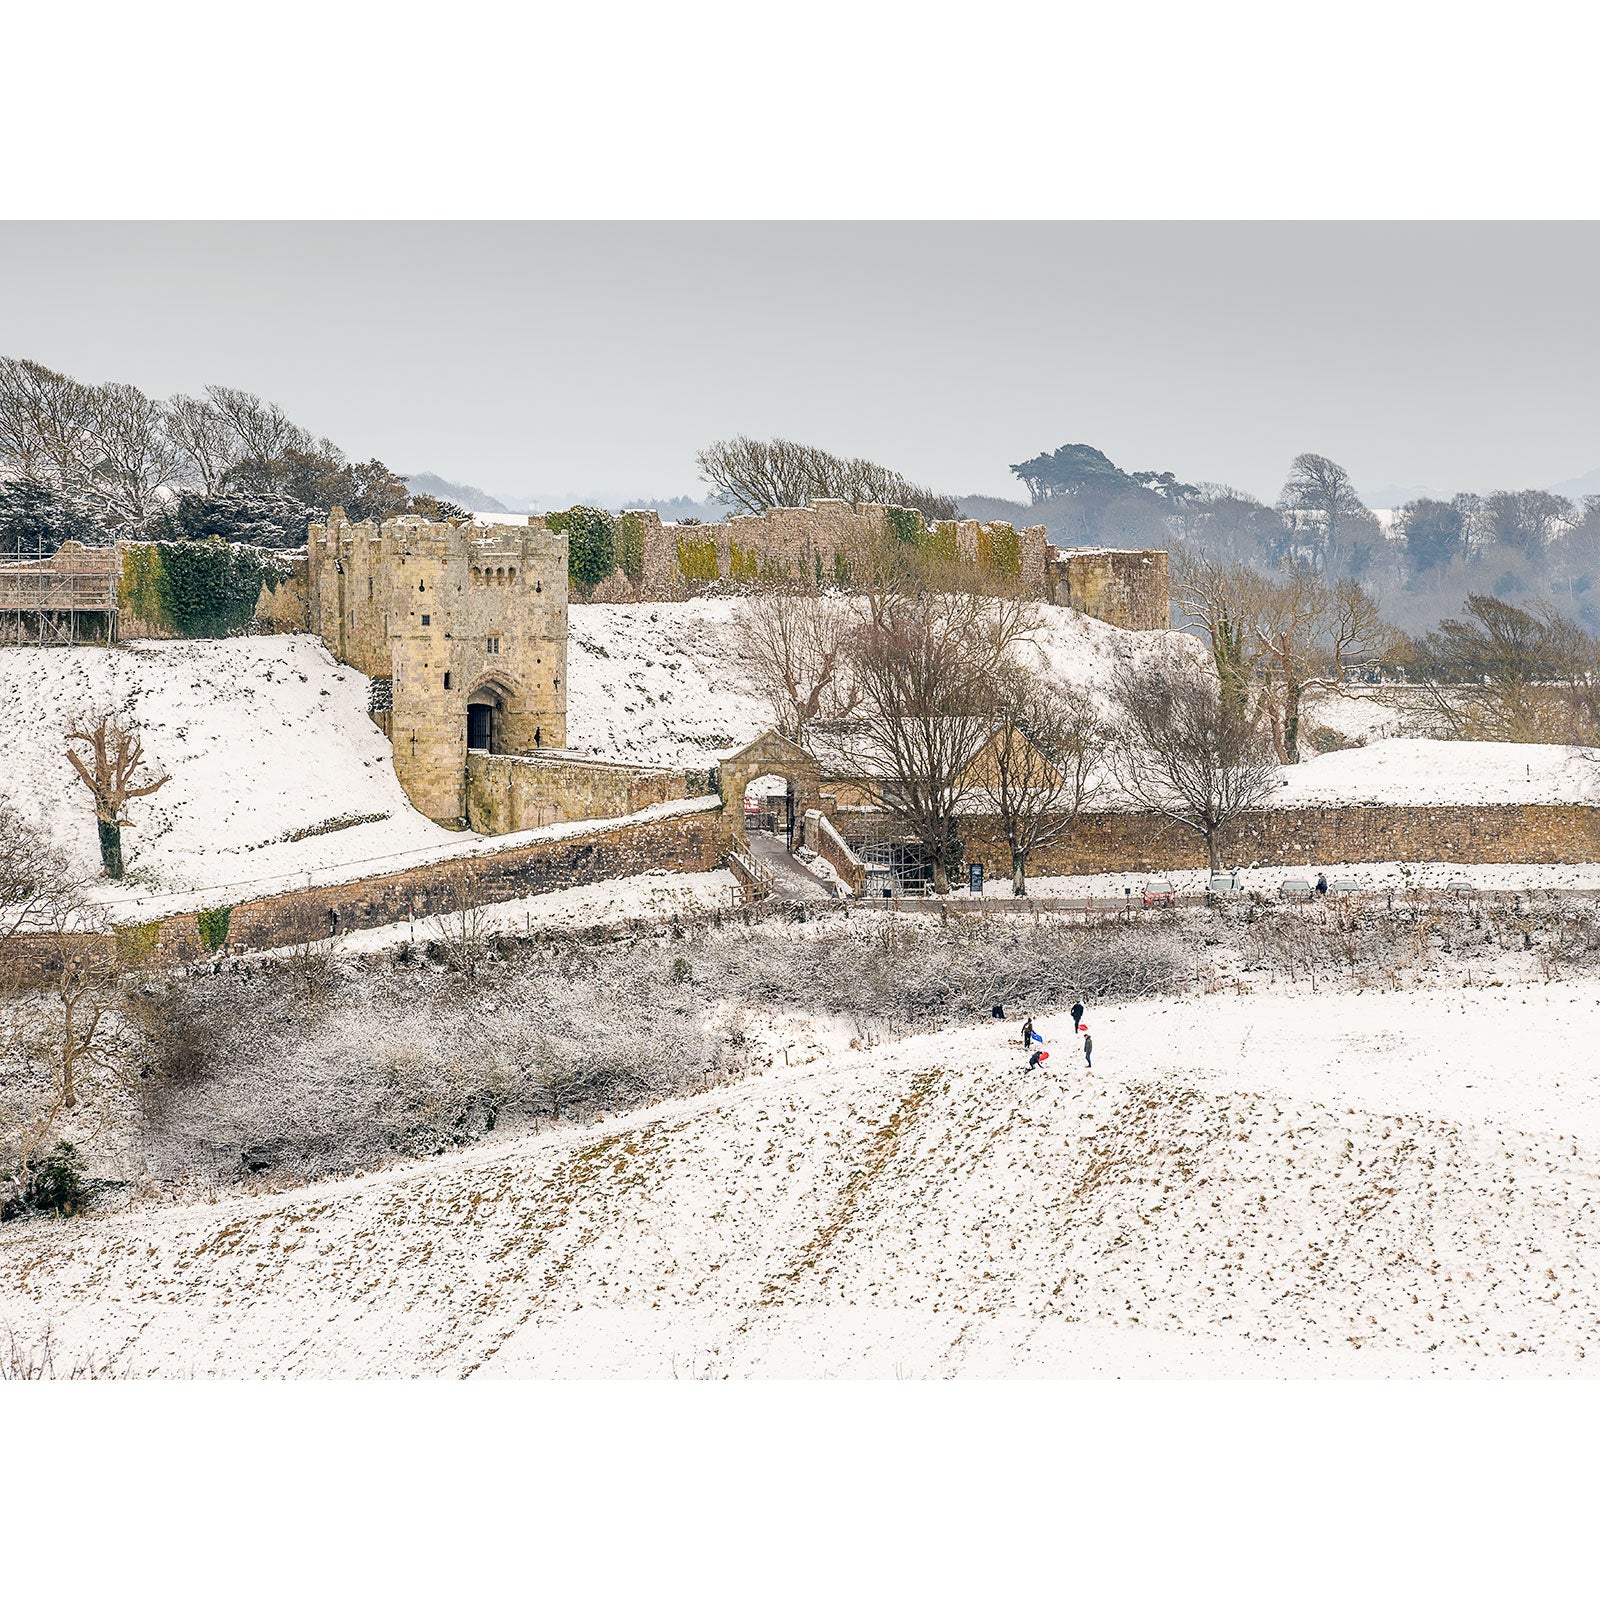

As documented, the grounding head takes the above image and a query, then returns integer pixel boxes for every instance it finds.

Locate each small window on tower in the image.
[368,575,373,600]
[421,614,431,627]
[443,671,452,690]
[486,634,501,655]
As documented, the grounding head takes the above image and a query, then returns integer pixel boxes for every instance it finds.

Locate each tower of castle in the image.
[307,511,568,825]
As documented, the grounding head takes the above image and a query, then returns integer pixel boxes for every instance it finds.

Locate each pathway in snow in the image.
[746,831,836,901]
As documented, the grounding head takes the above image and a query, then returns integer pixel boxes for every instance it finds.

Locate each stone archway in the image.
[465,676,518,754]
[718,731,824,850]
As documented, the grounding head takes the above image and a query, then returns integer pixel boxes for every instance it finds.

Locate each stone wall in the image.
[25,803,726,970]
[465,750,687,834]
[958,802,1600,878]
[307,511,569,825]
[559,500,1054,606]
[557,500,1170,631]
[252,554,311,633]
[1046,548,1170,631]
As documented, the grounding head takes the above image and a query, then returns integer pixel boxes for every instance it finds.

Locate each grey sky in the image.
[2,222,1596,510]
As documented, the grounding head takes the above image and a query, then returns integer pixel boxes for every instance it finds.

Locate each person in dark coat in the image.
[1315,873,1328,896]
[1070,1001,1085,1032]
[1082,1028,1093,1068]
[1025,1049,1048,1073]
[1021,1016,1034,1050]
[992,1002,1006,1020]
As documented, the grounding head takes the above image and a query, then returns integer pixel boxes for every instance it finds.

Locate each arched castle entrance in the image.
[466,677,518,754]
[718,731,824,851]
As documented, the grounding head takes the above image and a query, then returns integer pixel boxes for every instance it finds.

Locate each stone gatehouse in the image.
[308,509,570,826]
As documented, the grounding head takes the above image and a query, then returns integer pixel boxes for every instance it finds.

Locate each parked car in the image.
[1279,879,1314,903]
[1207,870,1242,900]
[1446,877,1477,896]
[1326,877,1362,894]
[1141,880,1176,908]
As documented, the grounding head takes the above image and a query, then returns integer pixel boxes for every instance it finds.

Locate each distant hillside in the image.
[405,473,509,513]
[1550,467,1600,500]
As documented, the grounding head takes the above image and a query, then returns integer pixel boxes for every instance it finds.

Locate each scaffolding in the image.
[0,541,119,646]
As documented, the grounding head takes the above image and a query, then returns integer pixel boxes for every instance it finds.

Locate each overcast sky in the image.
[2,222,1596,510]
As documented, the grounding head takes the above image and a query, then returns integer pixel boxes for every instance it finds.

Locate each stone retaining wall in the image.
[465,750,686,834]
[8,805,725,976]
[958,802,1600,878]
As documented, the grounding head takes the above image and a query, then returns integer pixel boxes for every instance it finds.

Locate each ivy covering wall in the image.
[977,521,1023,580]
[675,535,719,583]
[120,539,281,638]
[549,506,618,594]
[615,511,646,586]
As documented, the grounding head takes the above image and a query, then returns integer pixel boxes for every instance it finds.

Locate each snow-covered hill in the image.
[7,982,1600,1377]
[563,597,1200,767]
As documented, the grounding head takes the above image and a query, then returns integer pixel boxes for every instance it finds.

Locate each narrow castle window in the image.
[421,614,431,627]
[486,634,500,655]
[368,575,373,599]
[443,671,452,690]
[535,580,542,594]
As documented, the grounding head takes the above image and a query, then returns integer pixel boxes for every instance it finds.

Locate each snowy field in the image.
[7,979,1600,1377]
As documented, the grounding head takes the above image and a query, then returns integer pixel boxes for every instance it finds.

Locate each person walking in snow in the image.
[1070,1000,1085,1032]
[1081,1027,1093,1069]
[1021,1016,1034,1051]
[1316,872,1328,897]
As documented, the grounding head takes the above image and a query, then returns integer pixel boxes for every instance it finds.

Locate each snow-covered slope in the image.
[8,982,1600,1377]
[0,636,455,897]
[564,597,1206,767]
[566,600,772,766]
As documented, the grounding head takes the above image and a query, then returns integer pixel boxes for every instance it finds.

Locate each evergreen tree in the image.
[0,478,106,554]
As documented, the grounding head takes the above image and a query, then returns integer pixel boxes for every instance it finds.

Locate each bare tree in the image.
[0,357,97,487]
[0,800,83,950]
[845,588,1035,893]
[1276,452,1374,574]
[431,872,492,979]
[1171,548,1272,715]
[164,393,244,492]
[1176,551,1394,762]
[65,712,170,880]
[734,590,859,746]
[1408,593,1600,744]
[0,806,128,1211]
[203,385,313,467]
[1108,659,1280,873]
[697,435,957,522]
[976,673,1107,895]
[81,381,187,529]
[1252,565,1394,763]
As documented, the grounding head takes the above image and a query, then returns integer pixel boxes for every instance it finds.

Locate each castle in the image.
[3,500,1169,838]
[306,510,574,826]
[298,500,1170,833]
